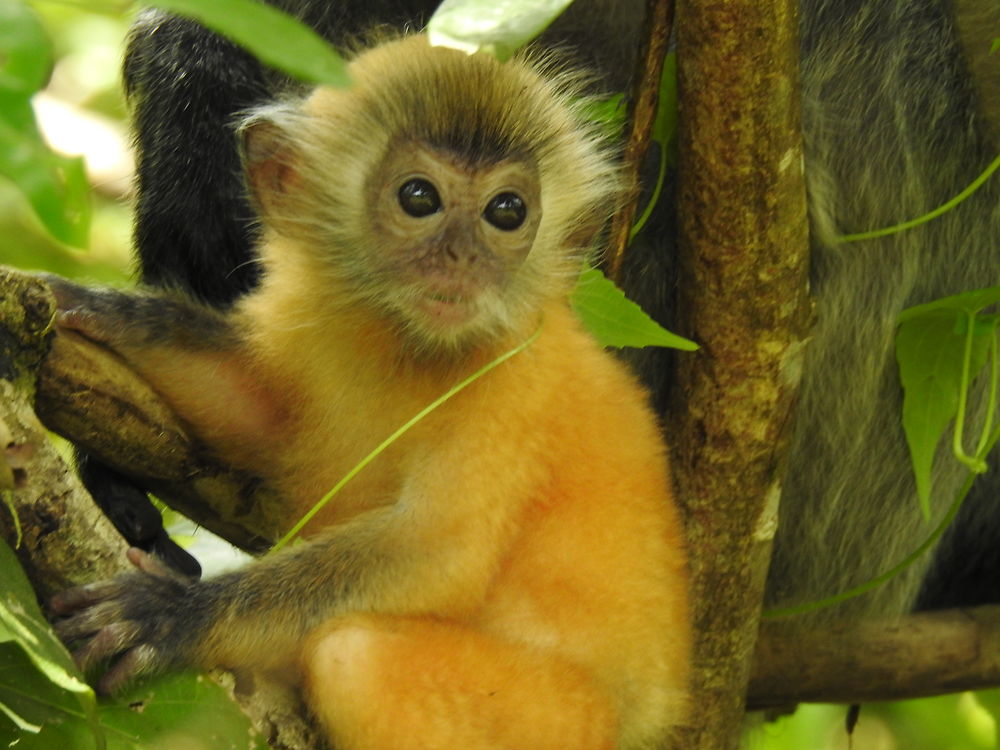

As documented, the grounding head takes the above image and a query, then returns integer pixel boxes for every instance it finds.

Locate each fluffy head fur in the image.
[240,35,622,351]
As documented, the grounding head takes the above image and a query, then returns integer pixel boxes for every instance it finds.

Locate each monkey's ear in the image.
[240,118,301,234]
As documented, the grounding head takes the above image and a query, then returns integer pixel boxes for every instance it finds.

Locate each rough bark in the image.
[751,606,1000,708]
[0,267,281,553]
[0,269,319,750]
[668,0,811,746]
[0,271,126,596]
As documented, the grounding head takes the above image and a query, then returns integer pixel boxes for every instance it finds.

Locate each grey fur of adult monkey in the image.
[773,0,1000,617]
[625,0,1000,618]
[116,0,1000,625]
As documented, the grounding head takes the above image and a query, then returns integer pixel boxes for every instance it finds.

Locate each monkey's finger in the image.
[98,643,163,695]
[53,595,133,642]
[36,273,86,310]
[50,581,124,615]
[72,620,143,674]
[56,309,113,344]
[126,546,184,580]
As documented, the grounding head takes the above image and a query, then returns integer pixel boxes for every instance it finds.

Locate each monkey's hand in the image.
[38,273,134,348]
[50,547,206,694]
[38,272,237,353]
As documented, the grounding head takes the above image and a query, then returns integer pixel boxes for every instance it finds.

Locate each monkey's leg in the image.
[301,614,617,750]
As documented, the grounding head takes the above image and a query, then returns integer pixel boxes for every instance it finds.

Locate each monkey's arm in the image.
[40,274,282,451]
[52,441,535,693]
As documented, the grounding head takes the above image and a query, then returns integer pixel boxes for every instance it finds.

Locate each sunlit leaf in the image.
[571,267,698,350]
[428,0,573,59]
[0,539,101,748]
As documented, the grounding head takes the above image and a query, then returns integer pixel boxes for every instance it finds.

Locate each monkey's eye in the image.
[483,192,527,231]
[398,178,442,218]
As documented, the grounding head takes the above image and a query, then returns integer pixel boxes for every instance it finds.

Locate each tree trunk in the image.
[668,0,811,745]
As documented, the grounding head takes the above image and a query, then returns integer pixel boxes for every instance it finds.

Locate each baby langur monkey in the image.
[47,35,690,749]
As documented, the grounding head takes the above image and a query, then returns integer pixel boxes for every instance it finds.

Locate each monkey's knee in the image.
[300,615,618,750]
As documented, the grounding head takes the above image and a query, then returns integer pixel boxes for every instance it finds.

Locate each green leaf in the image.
[899,286,1000,323]
[896,287,1000,518]
[0,1,50,95]
[0,538,266,749]
[0,538,102,748]
[428,0,574,59]
[1,653,268,750]
[582,94,626,140]
[0,3,91,247]
[151,0,349,86]
[571,267,698,350]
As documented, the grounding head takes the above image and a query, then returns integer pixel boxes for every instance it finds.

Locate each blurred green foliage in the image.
[1,2,998,749]
[0,1,131,282]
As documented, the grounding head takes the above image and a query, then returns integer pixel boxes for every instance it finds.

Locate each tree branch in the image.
[0,270,126,596]
[668,0,811,746]
[0,267,281,553]
[0,268,320,750]
[750,606,1000,708]
[605,0,674,282]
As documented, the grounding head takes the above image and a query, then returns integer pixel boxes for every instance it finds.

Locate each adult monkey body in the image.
[117,0,1000,618]
[49,36,691,749]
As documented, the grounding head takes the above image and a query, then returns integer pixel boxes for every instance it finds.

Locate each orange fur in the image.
[98,35,689,749]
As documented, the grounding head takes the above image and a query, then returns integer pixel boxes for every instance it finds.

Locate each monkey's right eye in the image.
[398,178,442,218]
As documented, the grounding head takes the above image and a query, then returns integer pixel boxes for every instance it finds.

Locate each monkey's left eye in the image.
[483,192,527,231]
[398,178,442,217]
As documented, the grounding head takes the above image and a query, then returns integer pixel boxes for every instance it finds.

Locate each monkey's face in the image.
[242,37,623,353]
[362,141,544,348]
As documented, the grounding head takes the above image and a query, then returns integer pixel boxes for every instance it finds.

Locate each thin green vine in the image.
[269,328,541,553]
[764,325,1000,618]
[763,425,998,619]
[840,152,1000,242]
[953,312,992,473]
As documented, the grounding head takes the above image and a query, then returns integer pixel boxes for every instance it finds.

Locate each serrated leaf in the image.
[896,290,999,519]
[151,0,349,87]
[428,0,574,59]
[571,267,698,350]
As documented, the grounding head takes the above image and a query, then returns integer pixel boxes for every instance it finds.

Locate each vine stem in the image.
[840,152,1000,242]
[269,328,541,553]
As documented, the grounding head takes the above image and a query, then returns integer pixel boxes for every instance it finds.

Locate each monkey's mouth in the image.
[417,292,476,325]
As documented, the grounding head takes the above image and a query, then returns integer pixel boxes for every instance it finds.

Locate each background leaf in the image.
[571,267,698,350]
[0,2,91,248]
[428,0,574,59]
[896,286,1000,517]
[151,0,349,86]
